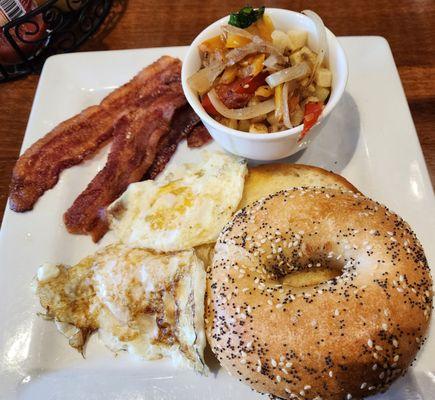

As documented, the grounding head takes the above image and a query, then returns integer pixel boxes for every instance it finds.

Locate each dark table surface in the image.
[0,0,434,224]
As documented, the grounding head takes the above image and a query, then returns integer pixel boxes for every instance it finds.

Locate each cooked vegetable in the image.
[302,10,327,80]
[271,30,290,53]
[287,30,308,51]
[190,8,332,137]
[289,46,317,66]
[238,53,265,78]
[282,82,293,128]
[199,35,226,52]
[233,71,269,94]
[225,33,251,48]
[315,67,332,87]
[274,84,283,121]
[263,53,281,70]
[188,63,225,95]
[249,122,268,133]
[265,62,310,88]
[255,85,274,98]
[208,89,275,120]
[254,14,274,41]
[228,6,265,29]
[299,101,324,141]
[220,65,238,84]
[201,93,219,116]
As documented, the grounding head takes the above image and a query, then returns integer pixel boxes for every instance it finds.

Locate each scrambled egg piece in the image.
[36,244,208,374]
[108,152,247,252]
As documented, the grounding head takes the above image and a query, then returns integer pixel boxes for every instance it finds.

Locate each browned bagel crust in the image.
[250,163,359,192]
[206,188,432,400]
[239,163,360,209]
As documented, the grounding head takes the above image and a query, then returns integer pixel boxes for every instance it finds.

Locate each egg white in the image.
[108,152,247,252]
[36,244,208,373]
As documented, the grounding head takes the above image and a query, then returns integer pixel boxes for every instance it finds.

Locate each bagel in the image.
[198,164,360,274]
[239,163,360,209]
[206,188,432,400]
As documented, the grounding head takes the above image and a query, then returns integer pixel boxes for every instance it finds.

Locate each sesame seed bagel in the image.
[206,188,432,400]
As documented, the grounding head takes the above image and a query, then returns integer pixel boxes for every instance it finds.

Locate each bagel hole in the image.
[279,258,344,288]
[281,267,342,287]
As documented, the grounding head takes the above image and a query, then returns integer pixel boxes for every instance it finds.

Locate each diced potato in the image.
[287,30,308,51]
[228,119,238,129]
[289,46,317,66]
[251,114,267,123]
[271,30,290,53]
[290,104,304,126]
[218,117,238,129]
[249,123,269,134]
[315,67,332,87]
[301,83,316,98]
[266,111,279,125]
[255,85,274,98]
[238,120,250,132]
[269,123,279,133]
[225,33,251,48]
[315,86,330,102]
[220,66,238,84]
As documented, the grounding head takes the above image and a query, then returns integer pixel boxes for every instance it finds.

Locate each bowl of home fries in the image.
[182,7,348,160]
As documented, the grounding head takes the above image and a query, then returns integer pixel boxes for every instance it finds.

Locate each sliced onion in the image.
[208,89,275,120]
[225,41,286,67]
[282,82,292,129]
[251,35,287,61]
[266,62,310,88]
[302,10,327,77]
[225,42,261,66]
[263,53,281,71]
[187,62,225,95]
[221,24,255,40]
[222,24,286,63]
[222,24,283,57]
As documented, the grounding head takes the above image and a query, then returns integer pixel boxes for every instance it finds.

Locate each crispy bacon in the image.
[187,124,213,148]
[63,89,186,242]
[144,105,201,180]
[9,56,182,212]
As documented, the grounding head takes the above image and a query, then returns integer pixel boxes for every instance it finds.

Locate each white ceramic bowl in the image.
[181,8,348,160]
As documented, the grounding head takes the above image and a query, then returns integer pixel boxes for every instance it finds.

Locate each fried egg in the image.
[107,151,247,252]
[36,244,208,373]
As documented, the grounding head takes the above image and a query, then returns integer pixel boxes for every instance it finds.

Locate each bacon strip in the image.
[186,124,213,148]
[9,56,182,212]
[144,105,201,180]
[63,88,186,242]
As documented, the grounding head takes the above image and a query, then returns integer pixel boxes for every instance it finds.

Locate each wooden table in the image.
[0,0,434,224]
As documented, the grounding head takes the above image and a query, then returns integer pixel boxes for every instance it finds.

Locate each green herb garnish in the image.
[228,6,265,29]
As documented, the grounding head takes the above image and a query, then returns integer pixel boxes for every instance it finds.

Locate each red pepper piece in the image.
[201,93,219,116]
[233,71,269,94]
[299,101,324,141]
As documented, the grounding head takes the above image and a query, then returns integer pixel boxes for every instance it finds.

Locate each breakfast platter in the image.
[0,7,434,400]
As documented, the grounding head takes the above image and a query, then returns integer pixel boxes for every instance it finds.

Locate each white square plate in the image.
[0,38,434,400]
